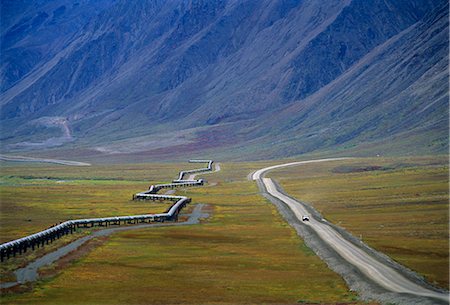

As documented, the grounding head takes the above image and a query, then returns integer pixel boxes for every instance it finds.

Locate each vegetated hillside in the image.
[0,0,447,161]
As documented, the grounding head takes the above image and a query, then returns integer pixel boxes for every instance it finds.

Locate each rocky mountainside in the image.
[0,0,447,161]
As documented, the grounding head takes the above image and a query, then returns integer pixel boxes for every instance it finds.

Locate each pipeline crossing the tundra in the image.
[0,160,213,262]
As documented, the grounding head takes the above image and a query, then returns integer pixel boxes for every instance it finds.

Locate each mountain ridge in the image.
[0,0,447,161]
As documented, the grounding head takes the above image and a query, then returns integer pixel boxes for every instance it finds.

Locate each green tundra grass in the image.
[269,156,449,289]
[0,161,206,242]
[0,162,199,282]
[0,160,380,305]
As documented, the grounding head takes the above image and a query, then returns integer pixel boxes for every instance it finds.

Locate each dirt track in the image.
[1,160,220,289]
[0,154,90,166]
[0,204,209,289]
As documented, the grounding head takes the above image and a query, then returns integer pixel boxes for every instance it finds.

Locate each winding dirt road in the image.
[253,158,449,304]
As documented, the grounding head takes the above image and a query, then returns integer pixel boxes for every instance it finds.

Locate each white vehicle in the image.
[302,215,310,221]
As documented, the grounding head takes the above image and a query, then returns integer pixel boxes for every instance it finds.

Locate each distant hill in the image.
[1,0,448,161]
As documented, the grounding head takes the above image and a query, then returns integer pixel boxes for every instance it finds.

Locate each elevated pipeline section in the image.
[0,160,213,262]
[133,160,213,200]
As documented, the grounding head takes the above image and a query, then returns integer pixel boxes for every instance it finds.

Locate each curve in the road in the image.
[253,158,448,304]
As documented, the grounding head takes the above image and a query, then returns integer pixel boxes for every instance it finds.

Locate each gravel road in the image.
[0,154,90,166]
[253,158,449,305]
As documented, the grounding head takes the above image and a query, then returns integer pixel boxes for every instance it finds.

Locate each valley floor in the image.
[0,156,447,304]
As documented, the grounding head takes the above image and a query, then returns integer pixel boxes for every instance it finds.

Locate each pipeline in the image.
[0,160,213,262]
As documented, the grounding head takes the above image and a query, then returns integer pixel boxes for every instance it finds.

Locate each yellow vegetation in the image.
[1,161,373,304]
[269,156,449,289]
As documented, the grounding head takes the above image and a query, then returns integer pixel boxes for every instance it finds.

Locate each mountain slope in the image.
[0,0,447,161]
[243,3,449,159]
[0,0,117,93]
